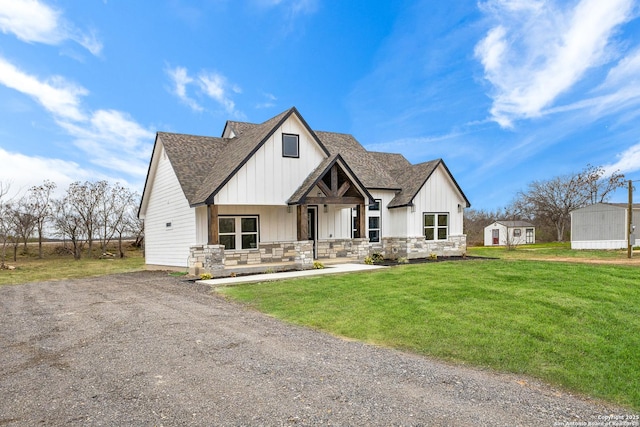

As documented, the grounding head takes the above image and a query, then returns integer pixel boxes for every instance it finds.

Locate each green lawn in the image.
[220,259,640,410]
[468,241,635,260]
[0,245,145,285]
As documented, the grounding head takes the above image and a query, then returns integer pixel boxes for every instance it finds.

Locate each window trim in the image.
[368,199,382,243]
[423,212,449,241]
[218,215,260,250]
[282,133,300,158]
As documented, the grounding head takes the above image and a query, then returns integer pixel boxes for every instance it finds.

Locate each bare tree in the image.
[0,182,12,268]
[27,180,57,259]
[53,196,86,260]
[65,181,108,256]
[110,189,139,258]
[513,165,626,241]
[10,197,37,255]
[581,164,626,204]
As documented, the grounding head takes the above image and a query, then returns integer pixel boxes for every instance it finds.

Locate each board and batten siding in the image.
[214,115,327,205]
[368,190,401,238]
[144,143,196,267]
[214,205,297,242]
[405,164,466,237]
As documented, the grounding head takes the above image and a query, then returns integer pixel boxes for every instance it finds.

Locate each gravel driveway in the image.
[0,271,632,426]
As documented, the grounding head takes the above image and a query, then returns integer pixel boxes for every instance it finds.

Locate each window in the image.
[368,199,381,243]
[423,213,448,241]
[219,216,259,250]
[513,228,522,237]
[282,133,299,158]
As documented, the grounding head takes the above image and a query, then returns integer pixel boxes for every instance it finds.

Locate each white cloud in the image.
[166,65,203,112]
[254,0,318,15]
[0,55,87,121]
[603,143,640,175]
[166,65,244,118]
[0,56,153,180]
[59,109,154,177]
[475,0,635,127]
[198,71,239,115]
[0,147,94,198]
[0,0,102,55]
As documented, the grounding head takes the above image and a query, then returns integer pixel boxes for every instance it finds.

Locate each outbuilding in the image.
[570,203,639,249]
[484,221,535,246]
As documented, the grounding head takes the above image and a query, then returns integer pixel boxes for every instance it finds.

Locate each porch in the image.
[188,241,368,278]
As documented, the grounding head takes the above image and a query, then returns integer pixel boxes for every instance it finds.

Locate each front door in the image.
[526,228,534,244]
[308,206,318,259]
[492,229,499,245]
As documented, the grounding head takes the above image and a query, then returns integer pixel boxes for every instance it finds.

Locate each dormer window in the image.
[282,134,299,158]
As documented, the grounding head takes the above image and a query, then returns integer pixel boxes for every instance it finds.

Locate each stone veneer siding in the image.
[381,235,467,259]
[316,238,370,260]
[189,241,314,275]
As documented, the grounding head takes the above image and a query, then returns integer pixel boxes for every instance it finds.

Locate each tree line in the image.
[0,180,143,267]
[464,164,626,245]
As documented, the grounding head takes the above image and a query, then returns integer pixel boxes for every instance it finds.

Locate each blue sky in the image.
[1,0,640,210]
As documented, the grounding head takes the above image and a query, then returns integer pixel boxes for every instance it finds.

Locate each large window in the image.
[219,216,259,250]
[368,199,381,243]
[282,133,299,158]
[423,213,448,241]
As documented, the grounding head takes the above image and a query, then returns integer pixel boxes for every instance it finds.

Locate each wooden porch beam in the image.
[297,204,308,241]
[316,180,331,197]
[331,164,338,192]
[358,203,366,240]
[305,196,363,205]
[207,204,219,245]
[337,181,350,197]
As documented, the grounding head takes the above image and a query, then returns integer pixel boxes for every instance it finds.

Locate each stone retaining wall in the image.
[189,241,314,275]
[380,235,467,259]
[316,238,370,260]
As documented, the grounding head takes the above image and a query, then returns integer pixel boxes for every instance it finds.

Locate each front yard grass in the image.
[220,259,640,410]
[0,245,144,285]
[468,241,635,260]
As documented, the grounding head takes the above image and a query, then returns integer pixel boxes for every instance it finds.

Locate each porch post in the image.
[357,203,366,239]
[207,204,219,245]
[297,205,308,241]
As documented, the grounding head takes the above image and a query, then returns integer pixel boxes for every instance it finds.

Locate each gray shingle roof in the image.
[314,131,401,190]
[493,220,535,228]
[157,132,228,204]
[152,107,469,209]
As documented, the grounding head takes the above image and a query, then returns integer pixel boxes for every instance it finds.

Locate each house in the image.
[138,107,471,275]
[570,203,639,249]
[483,221,535,246]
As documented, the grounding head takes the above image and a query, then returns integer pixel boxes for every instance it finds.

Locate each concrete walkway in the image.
[198,262,386,286]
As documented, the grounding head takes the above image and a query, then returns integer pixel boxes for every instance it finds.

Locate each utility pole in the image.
[628,180,633,259]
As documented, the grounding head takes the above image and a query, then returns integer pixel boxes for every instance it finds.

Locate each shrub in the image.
[200,272,212,280]
[397,257,409,264]
[313,261,325,269]
[371,252,384,263]
[363,256,373,265]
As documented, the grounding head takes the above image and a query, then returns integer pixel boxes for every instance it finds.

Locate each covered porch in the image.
[189,155,374,276]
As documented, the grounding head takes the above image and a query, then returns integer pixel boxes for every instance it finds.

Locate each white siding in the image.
[483,223,535,246]
[407,165,466,237]
[214,115,326,205]
[484,223,506,246]
[144,144,196,267]
[317,205,351,239]
[218,205,297,242]
[368,190,399,238]
[195,206,208,244]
